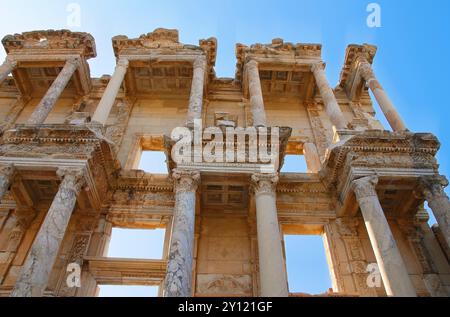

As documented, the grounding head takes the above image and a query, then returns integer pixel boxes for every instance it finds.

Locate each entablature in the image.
[111,28,216,99]
[321,130,441,217]
[2,30,96,98]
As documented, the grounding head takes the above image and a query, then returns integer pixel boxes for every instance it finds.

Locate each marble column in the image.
[0,164,14,202]
[164,169,200,297]
[359,59,407,132]
[27,58,79,125]
[303,142,321,173]
[246,60,267,127]
[352,175,416,297]
[0,57,17,84]
[311,63,348,130]
[11,168,85,297]
[91,58,129,125]
[252,173,289,297]
[419,175,450,249]
[186,56,207,126]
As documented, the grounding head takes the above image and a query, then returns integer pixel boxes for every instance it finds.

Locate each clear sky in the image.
[1,0,449,296]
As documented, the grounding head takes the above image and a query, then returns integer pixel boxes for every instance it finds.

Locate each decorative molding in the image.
[2,29,96,58]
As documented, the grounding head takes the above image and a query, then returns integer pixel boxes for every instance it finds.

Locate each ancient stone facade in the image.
[0,28,449,297]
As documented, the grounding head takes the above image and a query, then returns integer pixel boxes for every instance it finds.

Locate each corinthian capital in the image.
[172,169,200,193]
[246,59,259,70]
[0,164,15,178]
[418,175,449,201]
[251,173,279,196]
[358,58,375,81]
[311,62,325,73]
[4,56,17,68]
[117,57,130,68]
[193,56,207,70]
[352,175,379,199]
[56,168,86,193]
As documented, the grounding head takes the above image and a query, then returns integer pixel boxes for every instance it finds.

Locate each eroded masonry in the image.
[0,28,449,297]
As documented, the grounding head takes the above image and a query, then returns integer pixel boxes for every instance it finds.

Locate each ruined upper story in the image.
[0,28,390,171]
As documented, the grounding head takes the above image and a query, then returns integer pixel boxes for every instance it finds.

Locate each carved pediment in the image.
[2,29,96,58]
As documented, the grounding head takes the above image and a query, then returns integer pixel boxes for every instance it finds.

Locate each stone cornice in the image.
[321,130,440,191]
[112,28,217,68]
[114,170,173,192]
[2,29,96,59]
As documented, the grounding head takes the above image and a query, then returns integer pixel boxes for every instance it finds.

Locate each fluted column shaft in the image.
[0,57,17,84]
[246,60,267,127]
[252,173,288,297]
[312,63,347,130]
[164,170,200,297]
[0,164,14,202]
[11,168,85,297]
[27,58,79,125]
[186,56,207,126]
[91,58,129,125]
[419,176,450,249]
[352,176,416,297]
[359,59,407,131]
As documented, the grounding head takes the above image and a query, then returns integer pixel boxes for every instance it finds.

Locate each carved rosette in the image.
[352,175,378,199]
[172,169,200,193]
[251,173,279,197]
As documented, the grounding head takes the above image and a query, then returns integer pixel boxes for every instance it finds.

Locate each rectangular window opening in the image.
[107,228,166,260]
[284,234,333,295]
[281,154,308,173]
[138,151,168,174]
[98,285,159,297]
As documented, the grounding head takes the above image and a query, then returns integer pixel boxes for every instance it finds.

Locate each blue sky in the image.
[1,0,449,296]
